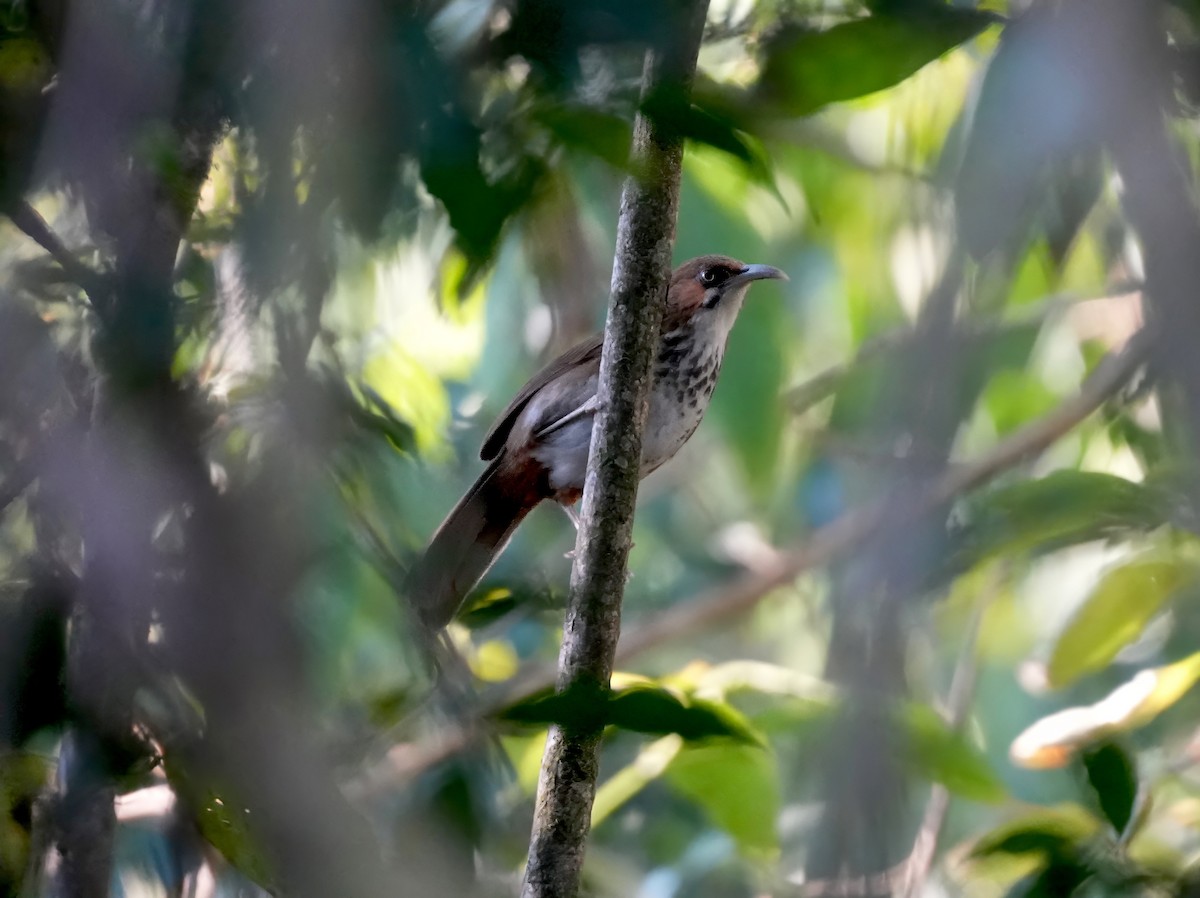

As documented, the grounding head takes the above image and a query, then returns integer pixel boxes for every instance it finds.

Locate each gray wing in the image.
[480,333,603,460]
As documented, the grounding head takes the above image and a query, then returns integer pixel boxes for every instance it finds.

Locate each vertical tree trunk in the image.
[520,3,710,895]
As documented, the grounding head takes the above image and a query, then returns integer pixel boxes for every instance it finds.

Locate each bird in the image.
[407,254,788,628]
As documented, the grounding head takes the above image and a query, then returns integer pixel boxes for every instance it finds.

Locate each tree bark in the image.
[520,4,710,896]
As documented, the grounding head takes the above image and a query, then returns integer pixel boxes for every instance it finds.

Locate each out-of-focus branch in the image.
[615,326,1148,662]
[6,199,109,308]
[784,283,1143,416]
[1102,1,1200,448]
[899,587,991,898]
[364,326,1148,790]
[519,4,710,895]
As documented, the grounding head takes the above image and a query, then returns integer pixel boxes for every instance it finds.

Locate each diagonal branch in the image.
[6,199,110,309]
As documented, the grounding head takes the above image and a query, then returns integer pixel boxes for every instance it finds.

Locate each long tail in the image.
[406,456,540,629]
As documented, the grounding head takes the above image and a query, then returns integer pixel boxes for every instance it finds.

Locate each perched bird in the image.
[407,254,787,628]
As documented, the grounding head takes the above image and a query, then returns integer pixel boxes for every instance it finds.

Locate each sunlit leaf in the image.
[1047,555,1200,688]
[641,85,777,188]
[983,369,1060,437]
[688,660,836,704]
[1080,742,1137,837]
[666,742,780,859]
[757,10,995,117]
[608,685,763,744]
[1003,861,1091,898]
[1011,652,1200,768]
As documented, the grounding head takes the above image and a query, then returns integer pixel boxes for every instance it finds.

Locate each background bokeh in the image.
[1,0,1198,896]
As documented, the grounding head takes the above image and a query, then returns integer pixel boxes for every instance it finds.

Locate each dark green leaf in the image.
[499,681,761,743]
[641,85,775,186]
[1081,741,1138,837]
[608,687,762,744]
[1005,861,1091,898]
[757,10,995,117]
[945,472,1170,580]
[971,809,1098,858]
[165,765,276,891]
[535,103,633,169]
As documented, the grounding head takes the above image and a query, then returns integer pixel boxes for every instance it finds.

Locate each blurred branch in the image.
[520,3,710,895]
[617,326,1148,661]
[365,327,1148,790]
[6,199,109,308]
[899,583,991,898]
[784,282,1143,416]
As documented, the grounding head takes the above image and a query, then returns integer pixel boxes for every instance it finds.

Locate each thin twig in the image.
[361,327,1150,790]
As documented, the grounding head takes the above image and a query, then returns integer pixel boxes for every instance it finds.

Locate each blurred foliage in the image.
[2,0,1200,896]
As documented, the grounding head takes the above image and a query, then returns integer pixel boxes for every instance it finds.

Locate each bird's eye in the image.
[699,267,721,285]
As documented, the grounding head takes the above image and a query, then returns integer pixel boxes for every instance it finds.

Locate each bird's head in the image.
[664,254,788,336]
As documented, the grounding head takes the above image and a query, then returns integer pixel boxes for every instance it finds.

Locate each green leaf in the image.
[982,369,1060,437]
[901,704,1007,803]
[1080,741,1137,837]
[946,472,1169,579]
[534,103,633,170]
[1047,555,1200,688]
[164,765,276,891]
[641,85,776,187]
[499,681,762,743]
[666,742,780,859]
[757,10,995,117]
[971,806,1099,859]
[608,687,763,744]
[1004,861,1091,898]
[353,384,418,454]
[191,791,276,889]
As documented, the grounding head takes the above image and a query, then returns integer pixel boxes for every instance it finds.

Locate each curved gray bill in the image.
[728,263,788,290]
